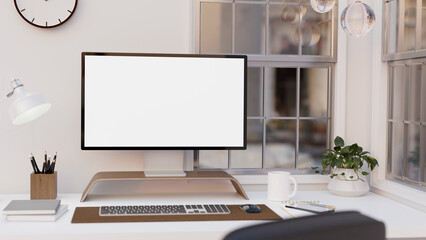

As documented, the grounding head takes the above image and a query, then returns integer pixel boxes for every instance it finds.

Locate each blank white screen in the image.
[84,55,245,147]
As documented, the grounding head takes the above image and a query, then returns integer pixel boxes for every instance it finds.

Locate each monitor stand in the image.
[143,151,187,177]
[79,151,249,202]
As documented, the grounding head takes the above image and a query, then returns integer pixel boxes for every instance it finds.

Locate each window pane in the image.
[247,68,263,117]
[269,4,299,55]
[265,120,296,168]
[265,67,297,117]
[391,122,404,176]
[301,6,332,56]
[391,66,405,121]
[422,126,426,182]
[386,0,398,53]
[231,119,263,168]
[406,125,420,181]
[200,3,232,54]
[300,68,328,117]
[401,0,416,52]
[235,3,266,54]
[270,0,299,2]
[199,150,228,169]
[422,0,426,49]
[299,119,327,168]
[408,65,421,122]
[387,123,393,173]
[422,65,426,122]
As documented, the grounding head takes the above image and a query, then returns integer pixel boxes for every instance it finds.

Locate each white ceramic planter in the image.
[327,168,370,197]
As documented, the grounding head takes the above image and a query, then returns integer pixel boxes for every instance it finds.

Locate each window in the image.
[194,0,337,173]
[383,0,426,190]
[387,60,426,188]
[383,0,426,60]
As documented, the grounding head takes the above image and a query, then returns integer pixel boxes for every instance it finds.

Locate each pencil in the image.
[280,204,296,218]
[42,151,47,173]
[48,153,57,174]
[31,153,41,173]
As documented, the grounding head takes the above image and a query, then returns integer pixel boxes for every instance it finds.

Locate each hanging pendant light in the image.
[341,1,375,37]
[310,0,335,13]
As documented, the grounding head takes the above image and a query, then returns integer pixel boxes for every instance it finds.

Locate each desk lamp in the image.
[1,79,51,125]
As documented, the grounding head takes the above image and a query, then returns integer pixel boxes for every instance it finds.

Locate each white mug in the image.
[268,171,298,201]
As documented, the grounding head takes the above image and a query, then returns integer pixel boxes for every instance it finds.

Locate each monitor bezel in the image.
[81,52,247,150]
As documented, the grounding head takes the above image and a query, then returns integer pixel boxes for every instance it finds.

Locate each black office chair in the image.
[224,211,385,240]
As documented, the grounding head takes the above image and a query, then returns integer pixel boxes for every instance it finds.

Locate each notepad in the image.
[6,205,68,222]
[3,200,60,215]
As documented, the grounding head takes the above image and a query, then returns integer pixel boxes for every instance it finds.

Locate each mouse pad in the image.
[71,205,282,223]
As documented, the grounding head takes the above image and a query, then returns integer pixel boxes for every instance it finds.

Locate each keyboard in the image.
[99,204,231,216]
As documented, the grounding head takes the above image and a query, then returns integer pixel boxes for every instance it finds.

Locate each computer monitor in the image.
[81,52,247,176]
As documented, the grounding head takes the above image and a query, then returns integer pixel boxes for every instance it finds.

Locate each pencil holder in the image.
[30,172,57,199]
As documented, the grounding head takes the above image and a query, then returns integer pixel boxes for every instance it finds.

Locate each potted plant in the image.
[313,136,378,197]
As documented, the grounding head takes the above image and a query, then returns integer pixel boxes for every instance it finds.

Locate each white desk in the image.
[0,191,425,240]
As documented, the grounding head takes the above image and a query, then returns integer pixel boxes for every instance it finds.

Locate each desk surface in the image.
[0,191,425,240]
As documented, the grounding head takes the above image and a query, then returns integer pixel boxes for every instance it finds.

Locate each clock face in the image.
[14,0,78,28]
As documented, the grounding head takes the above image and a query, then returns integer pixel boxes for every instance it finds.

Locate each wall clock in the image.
[14,0,78,28]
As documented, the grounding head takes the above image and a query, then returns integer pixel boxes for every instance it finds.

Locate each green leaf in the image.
[362,171,369,175]
[311,167,319,170]
[330,174,338,178]
[334,136,344,147]
[315,170,320,173]
[340,146,350,154]
[350,176,354,179]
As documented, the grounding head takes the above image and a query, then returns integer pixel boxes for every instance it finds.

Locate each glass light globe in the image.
[341,1,375,37]
[310,0,335,13]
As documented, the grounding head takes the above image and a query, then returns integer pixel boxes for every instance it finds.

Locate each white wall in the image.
[337,0,383,149]
[0,0,191,194]
[0,0,388,194]
[339,0,388,179]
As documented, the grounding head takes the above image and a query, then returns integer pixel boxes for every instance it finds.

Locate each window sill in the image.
[234,174,330,185]
[371,179,426,212]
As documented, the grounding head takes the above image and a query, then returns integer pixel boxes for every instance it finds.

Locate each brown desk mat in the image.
[71,205,282,223]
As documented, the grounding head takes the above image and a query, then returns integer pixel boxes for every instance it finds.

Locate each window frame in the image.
[382,0,426,61]
[194,0,339,62]
[369,0,426,211]
[193,0,338,174]
[386,59,426,190]
[382,0,426,191]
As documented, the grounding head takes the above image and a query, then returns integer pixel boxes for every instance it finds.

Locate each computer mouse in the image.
[240,204,261,213]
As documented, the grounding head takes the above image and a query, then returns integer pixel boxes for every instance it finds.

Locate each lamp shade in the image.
[9,85,51,125]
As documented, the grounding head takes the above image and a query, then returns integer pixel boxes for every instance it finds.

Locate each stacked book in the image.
[3,199,68,222]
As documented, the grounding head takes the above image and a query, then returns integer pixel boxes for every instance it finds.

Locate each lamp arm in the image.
[0,90,15,104]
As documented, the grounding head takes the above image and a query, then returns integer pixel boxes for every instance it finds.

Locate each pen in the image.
[31,153,41,173]
[307,202,336,210]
